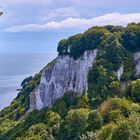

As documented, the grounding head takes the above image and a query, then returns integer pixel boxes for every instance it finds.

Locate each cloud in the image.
[4,13,140,32]
[48,7,80,19]
[39,7,80,22]
[0,0,52,5]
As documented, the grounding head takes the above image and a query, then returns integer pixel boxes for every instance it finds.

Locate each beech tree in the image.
[64,109,89,140]
[87,110,103,131]
[130,79,140,102]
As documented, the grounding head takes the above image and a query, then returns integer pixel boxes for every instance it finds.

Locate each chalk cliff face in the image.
[134,52,140,75]
[116,52,140,80]
[29,51,140,111]
[29,50,97,111]
[117,66,123,81]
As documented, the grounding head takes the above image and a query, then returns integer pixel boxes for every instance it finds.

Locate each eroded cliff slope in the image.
[30,51,140,111]
[30,50,97,110]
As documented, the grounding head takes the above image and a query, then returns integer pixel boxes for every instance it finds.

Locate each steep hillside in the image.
[30,50,97,111]
[0,23,140,140]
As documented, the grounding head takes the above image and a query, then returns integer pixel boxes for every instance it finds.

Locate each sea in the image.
[0,30,83,111]
[0,51,57,110]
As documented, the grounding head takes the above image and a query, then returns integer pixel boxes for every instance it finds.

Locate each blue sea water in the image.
[0,52,57,110]
[0,30,82,111]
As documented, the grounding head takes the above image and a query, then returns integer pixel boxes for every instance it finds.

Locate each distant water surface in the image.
[0,30,82,111]
[0,52,57,110]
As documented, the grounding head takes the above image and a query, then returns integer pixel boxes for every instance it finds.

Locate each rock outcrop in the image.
[29,51,140,111]
[29,50,97,111]
[117,66,123,81]
[134,52,140,75]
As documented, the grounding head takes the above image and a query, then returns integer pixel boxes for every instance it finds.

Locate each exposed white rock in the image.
[134,52,140,75]
[29,50,97,110]
[117,66,123,81]
[29,88,43,111]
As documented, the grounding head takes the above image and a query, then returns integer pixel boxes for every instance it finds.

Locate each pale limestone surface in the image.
[29,50,97,111]
[134,52,140,75]
[117,66,123,81]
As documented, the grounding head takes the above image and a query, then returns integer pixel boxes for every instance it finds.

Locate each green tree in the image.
[99,98,132,122]
[112,120,140,140]
[65,109,89,140]
[44,111,61,136]
[77,92,89,108]
[97,123,116,140]
[87,110,103,131]
[80,131,97,140]
[22,123,54,140]
[57,39,69,55]
[130,79,140,102]
[83,27,109,50]
[52,99,67,118]
[108,110,124,122]
[122,23,140,52]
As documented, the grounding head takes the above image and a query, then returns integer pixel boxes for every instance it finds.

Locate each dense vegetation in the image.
[1,95,140,140]
[0,23,140,140]
[57,23,140,58]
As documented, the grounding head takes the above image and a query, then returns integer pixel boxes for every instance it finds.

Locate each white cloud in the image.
[0,0,52,5]
[4,13,140,32]
[39,7,80,22]
[48,7,80,19]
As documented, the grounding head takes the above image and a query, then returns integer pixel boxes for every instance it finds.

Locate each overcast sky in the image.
[0,0,140,52]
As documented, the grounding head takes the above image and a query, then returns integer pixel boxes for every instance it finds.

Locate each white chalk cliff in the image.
[117,52,140,80]
[134,52,140,75]
[29,50,97,111]
[29,50,140,111]
[117,66,123,81]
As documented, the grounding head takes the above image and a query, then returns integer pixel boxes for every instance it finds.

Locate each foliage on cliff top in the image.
[57,23,140,58]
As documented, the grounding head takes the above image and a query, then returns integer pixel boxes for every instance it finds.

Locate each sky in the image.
[0,0,140,53]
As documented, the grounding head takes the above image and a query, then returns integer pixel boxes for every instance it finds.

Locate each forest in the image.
[0,23,140,140]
